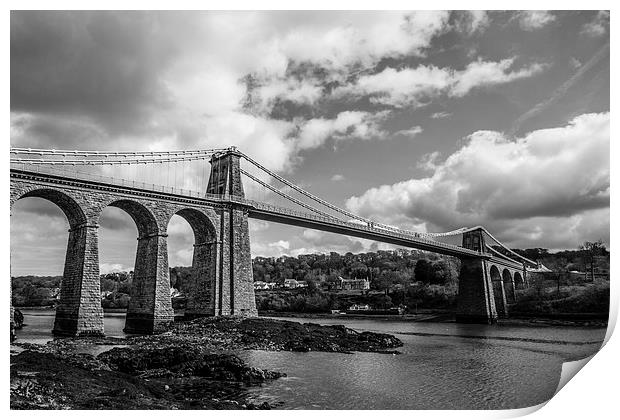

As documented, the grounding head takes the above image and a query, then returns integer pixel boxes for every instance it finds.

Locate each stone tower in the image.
[206,148,257,316]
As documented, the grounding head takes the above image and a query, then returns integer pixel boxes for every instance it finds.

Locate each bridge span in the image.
[10,147,536,337]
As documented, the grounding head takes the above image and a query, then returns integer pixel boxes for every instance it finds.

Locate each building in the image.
[342,278,370,290]
[283,279,309,289]
[333,276,370,291]
[284,279,299,289]
[254,281,270,290]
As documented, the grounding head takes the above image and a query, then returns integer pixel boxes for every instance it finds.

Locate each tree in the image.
[306,278,318,293]
[375,271,394,294]
[548,257,568,296]
[579,239,606,282]
[414,259,433,284]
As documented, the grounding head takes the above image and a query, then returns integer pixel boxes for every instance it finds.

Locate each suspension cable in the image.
[240,152,373,224]
[10,153,217,166]
[240,168,340,221]
[10,147,227,157]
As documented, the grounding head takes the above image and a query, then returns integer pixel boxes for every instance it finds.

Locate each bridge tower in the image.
[204,147,257,316]
[456,228,500,323]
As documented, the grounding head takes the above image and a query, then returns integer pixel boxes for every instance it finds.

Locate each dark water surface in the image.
[13,310,606,409]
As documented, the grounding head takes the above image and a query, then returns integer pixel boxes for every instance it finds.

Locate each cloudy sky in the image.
[10,10,609,275]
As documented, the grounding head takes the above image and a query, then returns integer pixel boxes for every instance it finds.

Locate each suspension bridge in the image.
[10,146,538,336]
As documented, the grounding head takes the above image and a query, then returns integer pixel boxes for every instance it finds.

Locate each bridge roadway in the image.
[9,166,496,261]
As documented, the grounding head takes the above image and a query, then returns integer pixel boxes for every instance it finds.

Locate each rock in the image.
[98,345,197,374]
[13,308,24,329]
[98,345,285,383]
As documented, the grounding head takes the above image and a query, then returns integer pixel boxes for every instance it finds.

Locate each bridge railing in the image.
[245,200,481,256]
[11,163,483,257]
[10,162,211,199]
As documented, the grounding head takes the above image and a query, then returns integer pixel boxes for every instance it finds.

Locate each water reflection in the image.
[13,310,606,410]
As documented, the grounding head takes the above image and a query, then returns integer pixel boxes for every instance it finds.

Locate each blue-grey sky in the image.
[10,11,609,275]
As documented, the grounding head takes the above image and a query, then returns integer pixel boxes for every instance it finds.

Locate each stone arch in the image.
[12,188,87,228]
[514,272,525,289]
[168,208,219,318]
[107,199,160,237]
[10,187,103,336]
[100,199,173,334]
[489,265,507,317]
[502,268,515,304]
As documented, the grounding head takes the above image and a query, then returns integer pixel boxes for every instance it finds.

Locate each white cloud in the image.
[468,11,490,33]
[277,11,449,73]
[100,263,133,274]
[453,11,490,35]
[249,219,270,232]
[518,11,556,31]
[11,11,453,176]
[450,58,546,97]
[331,174,345,181]
[252,239,291,257]
[430,111,452,119]
[346,113,609,248]
[294,110,387,151]
[269,240,290,250]
[581,11,610,38]
[338,58,545,107]
[569,57,582,69]
[395,125,423,138]
[337,65,452,107]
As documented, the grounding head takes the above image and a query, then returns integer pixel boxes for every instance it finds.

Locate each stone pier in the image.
[207,149,257,316]
[124,232,174,334]
[53,223,105,336]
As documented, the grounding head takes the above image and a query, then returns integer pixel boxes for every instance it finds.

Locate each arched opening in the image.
[167,209,218,318]
[104,199,173,334]
[514,272,524,290]
[490,265,506,317]
[502,269,515,304]
[11,197,70,338]
[10,188,103,336]
[98,206,139,335]
[166,214,194,315]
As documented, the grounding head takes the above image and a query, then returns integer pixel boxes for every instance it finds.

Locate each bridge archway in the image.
[502,269,515,304]
[11,188,104,336]
[514,272,524,289]
[11,188,87,227]
[167,208,219,318]
[489,265,506,317]
[103,199,173,334]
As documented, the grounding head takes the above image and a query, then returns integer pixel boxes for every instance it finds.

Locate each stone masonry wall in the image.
[10,175,226,336]
[456,258,497,323]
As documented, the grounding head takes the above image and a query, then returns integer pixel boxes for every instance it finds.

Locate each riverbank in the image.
[10,316,402,409]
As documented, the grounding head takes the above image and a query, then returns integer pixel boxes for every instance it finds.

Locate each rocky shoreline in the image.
[11,317,403,409]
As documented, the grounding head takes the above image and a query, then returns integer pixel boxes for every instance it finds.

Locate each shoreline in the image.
[11,316,403,409]
[15,306,608,328]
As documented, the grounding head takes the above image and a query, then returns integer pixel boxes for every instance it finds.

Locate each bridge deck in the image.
[11,167,498,261]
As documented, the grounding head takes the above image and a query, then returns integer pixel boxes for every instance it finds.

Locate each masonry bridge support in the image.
[10,150,256,337]
[456,229,528,323]
[10,147,535,337]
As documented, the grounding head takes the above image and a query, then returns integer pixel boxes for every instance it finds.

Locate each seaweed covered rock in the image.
[183,317,403,353]
[97,345,285,382]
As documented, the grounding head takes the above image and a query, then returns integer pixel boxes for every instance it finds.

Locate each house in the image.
[296,280,308,288]
[340,277,370,291]
[284,279,299,288]
[254,281,270,290]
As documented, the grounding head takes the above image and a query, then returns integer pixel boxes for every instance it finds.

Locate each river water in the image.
[13,309,606,410]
